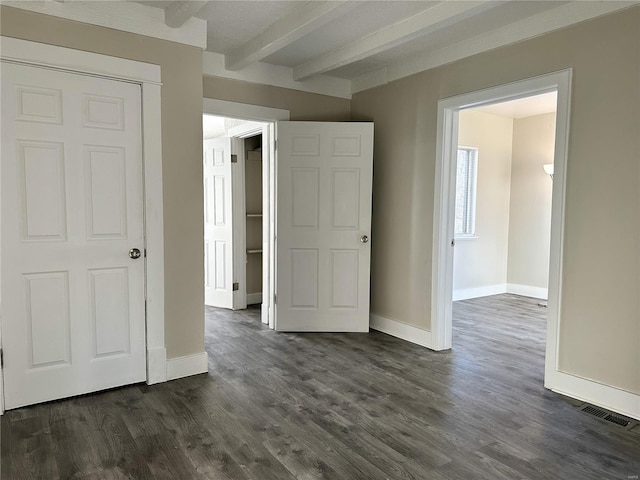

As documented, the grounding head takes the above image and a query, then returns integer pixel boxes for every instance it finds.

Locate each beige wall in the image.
[1,6,205,359]
[351,8,640,394]
[454,110,513,294]
[507,113,555,290]
[203,75,350,121]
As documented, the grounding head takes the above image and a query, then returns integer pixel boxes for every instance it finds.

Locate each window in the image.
[455,147,478,237]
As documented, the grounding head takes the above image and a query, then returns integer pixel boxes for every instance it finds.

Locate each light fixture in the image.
[543,163,554,179]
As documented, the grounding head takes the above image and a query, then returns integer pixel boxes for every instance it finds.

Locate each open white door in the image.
[204,137,235,308]
[275,122,374,332]
[1,63,146,409]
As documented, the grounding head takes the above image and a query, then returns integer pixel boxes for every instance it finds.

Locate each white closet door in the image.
[203,137,234,308]
[275,122,374,332]
[1,62,146,409]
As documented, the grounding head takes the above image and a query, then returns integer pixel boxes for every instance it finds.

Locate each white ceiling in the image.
[474,91,558,119]
[133,1,638,95]
[155,0,630,88]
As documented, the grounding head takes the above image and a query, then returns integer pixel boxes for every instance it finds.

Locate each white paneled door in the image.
[203,137,234,308]
[276,122,374,332]
[1,63,146,409]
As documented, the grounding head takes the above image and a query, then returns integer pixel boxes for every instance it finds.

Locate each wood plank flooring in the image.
[2,294,639,479]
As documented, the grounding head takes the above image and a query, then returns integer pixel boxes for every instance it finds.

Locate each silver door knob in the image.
[360,235,369,243]
[129,248,142,259]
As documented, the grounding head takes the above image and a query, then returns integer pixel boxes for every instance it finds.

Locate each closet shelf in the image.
[246,249,263,254]
[246,213,263,218]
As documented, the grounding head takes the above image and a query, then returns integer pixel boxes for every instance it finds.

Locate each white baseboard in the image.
[166,352,209,381]
[370,314,434,349]
[547,371,640,421]
[246,292,262,305]
[0,371,4,415]
[507,283,548,300]
[147,346,167,385]
[453,284,507,301]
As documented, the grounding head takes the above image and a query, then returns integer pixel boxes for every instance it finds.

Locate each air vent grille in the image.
[578,404,638,430]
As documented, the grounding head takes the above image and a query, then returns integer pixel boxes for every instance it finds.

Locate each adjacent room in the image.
[1,2,639,479]
[452,92,556,354]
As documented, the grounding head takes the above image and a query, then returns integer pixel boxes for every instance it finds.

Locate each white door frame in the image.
[0,38,167,414]
[202,99,289,329]
[431,69,572,383]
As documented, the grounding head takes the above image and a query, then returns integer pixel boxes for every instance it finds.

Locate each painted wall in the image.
[507,113,556,292]
[453,110,513,299]
[203,75,350,121]
[0,6,205,360]
[351,8,640,394]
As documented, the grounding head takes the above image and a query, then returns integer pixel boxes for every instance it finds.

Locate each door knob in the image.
[129,248,142,259]
[360,235,369,243]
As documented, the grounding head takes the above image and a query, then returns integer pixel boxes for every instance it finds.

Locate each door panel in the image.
[1,62,146,409]
[203,137,234,308]
[275,122,374,332]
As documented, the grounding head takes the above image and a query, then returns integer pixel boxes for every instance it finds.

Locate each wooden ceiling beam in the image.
[225,1,357,71]
[293,1,502,81]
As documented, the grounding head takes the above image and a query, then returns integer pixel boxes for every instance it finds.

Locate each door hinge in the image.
[274,294,277,304]
[451,239,456,247]
[274,140,277,152]
[1,348,4,369]
[231,154,238,164]
[233,282,239,291]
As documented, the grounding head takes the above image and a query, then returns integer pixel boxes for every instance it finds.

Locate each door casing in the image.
[203,98,289,329]
[432,70,576,393]
[0,37,167,413]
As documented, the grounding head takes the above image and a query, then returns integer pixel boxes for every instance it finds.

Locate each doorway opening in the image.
[450,92,557,383]
[431,70,572,393]
[202,113,274,327]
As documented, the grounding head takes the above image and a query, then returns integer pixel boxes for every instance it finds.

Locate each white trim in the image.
[246,292,263,305]
[370,314,434,349]
[166,352,209,381]
[549,372,640,421]
[0,371,4,415]
[0,325,3,414]
[204,98,289,123]
[453,284,506,301]
[351,2,636,94]
[203,52,352,100]
[1,38,167,390]
[3,1,207,49]
[0,37,161,85]
[146,347,168,386]
[231,137,247,311]
[142,82,167,384]
[506,283,548,300]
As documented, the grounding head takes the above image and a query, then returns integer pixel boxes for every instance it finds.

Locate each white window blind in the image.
[455,147,478,237]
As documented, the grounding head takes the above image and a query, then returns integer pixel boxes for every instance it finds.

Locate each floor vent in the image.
[578,404,638,430]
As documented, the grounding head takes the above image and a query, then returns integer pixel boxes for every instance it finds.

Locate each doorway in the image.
[202,99,375,334]
[452,92,556,303]
[0,38,166,412]
[431,70,572,392]
[202,114,273,326]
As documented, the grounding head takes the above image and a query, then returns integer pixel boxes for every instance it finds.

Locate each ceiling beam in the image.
[293,0,502,81]
[164,1,207,28]
[225,1,358,72]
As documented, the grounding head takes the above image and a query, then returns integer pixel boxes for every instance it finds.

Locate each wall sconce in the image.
[543,163,554,179]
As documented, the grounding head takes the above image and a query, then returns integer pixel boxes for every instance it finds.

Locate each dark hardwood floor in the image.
[2,294,639,479]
